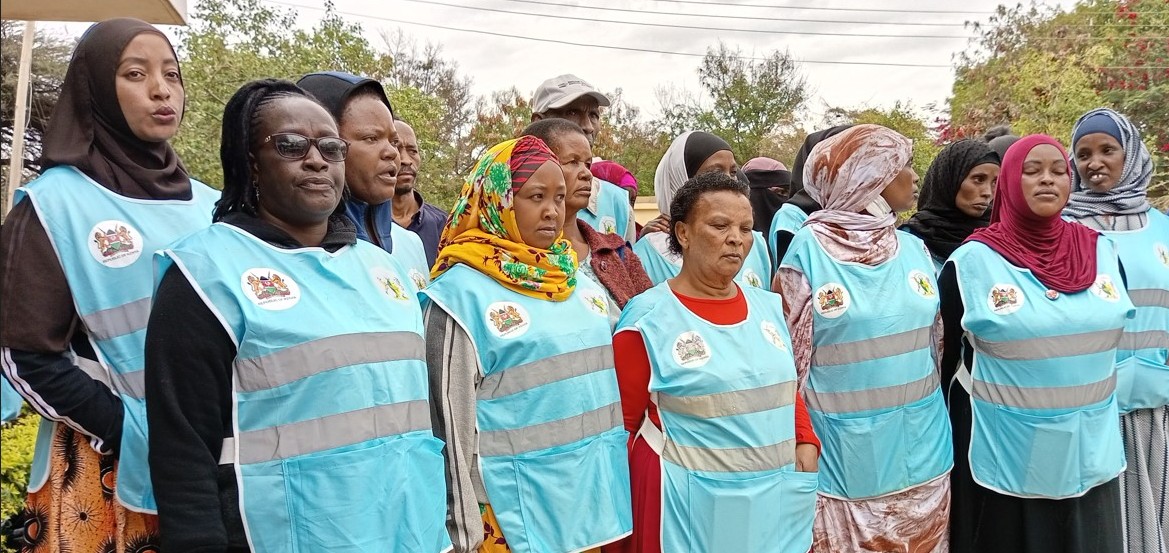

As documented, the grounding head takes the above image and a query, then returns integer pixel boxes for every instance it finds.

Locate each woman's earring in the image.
[253,182,261,205]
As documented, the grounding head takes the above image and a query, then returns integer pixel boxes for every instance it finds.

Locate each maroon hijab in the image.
[965,135,1099,293]
[40,18,190,199]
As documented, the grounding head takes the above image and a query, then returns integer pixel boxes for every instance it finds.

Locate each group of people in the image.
[0,16,1164,553]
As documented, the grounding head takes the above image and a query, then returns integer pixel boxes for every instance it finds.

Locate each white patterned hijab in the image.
[1065,108,1153,219]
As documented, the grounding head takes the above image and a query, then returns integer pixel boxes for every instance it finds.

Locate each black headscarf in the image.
[41,18,190,200]
[901,139,1000,259]
[743,158,792,233]
[786,125,853,215]
[682,132,733,178]
[295,71,394,122]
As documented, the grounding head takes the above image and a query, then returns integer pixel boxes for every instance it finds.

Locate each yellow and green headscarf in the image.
[432,136,578,301]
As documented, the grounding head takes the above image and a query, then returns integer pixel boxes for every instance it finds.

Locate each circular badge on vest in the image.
[741,268,764,289]
[87,220,142,268]
[408,269,428,290]
[579,289,609,317]
[987,283,1024,315]
[672,331,712,368]
[1156,243,1169,268]
[761,321,788,351]
[813,282,850,319]
[241,268,301,310]
[907,270,937,299]
[1090,274,1121,302]
[370,267,411,302]
[485,301,530,339]
[599,216,618,235]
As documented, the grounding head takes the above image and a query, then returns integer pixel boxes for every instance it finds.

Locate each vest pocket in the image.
[902,390,954,482]
[685,468,817,552]
[814,407,905,499]
[283,435,447,552]
[1117,355,1169,412]
[509,428,629,552]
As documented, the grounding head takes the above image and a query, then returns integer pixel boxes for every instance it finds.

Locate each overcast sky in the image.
[48,0,1078,124]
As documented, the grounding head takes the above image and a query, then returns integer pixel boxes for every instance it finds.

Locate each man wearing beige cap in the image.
[531,74,637,242]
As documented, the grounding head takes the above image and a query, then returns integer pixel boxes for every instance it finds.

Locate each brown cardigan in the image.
[578,220,654,308]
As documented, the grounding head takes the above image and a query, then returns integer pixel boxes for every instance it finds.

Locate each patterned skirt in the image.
[1121,406,1169,553]
[15,424,159,553]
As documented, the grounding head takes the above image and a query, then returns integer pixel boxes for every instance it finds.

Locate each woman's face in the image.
[251,97,346,228]
[1020,143,1070,218]
[513,160,567,249]
[954,163,999,218]
[1074,133,1125,193]
[696,150,737,177]
[880,165,920,213]
[676,189,753,281]
[116,33,183,142]
[551,132,594,214]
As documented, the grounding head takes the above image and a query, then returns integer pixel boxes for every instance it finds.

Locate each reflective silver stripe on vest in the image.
[811,326,932,367]
[804,372,939,414]
[655,381,796,419]
[81,297,152,341]
[478,401,621,457]
[234,332,425,393]
[1129,288,1169,309]
[972,373,1116,410]
[972,328,1124,361]
[663,437,796,473]
[1119,330,1169,351]
[237,399,430,464]
[75,356,145,399]
[478,346,614,400]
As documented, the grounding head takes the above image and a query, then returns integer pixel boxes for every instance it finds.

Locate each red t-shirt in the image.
[613,286,820,452]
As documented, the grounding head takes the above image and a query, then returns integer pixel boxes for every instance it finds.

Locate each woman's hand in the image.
[638,215,670,239]
[795,443,819,472]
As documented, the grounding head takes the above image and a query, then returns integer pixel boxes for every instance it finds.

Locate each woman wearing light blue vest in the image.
[421,136,631,553]
[145,80,450,553]
[942,135,1135,553]
[1065,109,1168,553]
[0,19,217,550]
[767,125,853,271]
[615,171,820,553]
[777,125,953,552]
[636,131,772,290]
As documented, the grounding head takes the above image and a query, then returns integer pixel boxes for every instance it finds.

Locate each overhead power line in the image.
[396,0,971,39]
[492,0,1167,28]
[269,0,955,67]
[646,0,1164,16]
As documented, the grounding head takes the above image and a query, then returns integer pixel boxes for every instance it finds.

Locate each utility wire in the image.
[492,0,1167,28]
[645,0,1165,16]
[267,0,1169,70]
[396,0,972,39]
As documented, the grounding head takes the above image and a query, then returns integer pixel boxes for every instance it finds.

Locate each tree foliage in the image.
[945,0,1167,202]
[657,42,809,164]
[825,102,943,180]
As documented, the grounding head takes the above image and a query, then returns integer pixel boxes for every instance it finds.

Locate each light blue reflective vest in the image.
[422,264,632,553]
[768,203,809,269]
[1,379,21,422]
[618,283,817,553]
[391,222,432,288]
[634,231,772,290]
[160,222,450,553]
[782,229,953,499]
[1096,209,1169,413]
[950,239,1134,498]
[16,166,217,512]
[578,177,635,241]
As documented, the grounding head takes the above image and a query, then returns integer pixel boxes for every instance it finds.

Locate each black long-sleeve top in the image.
[145,213,355,553]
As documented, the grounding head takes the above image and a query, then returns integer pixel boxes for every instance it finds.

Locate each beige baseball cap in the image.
[531,74,611,115]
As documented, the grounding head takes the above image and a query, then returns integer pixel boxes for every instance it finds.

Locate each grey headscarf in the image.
[1064,108,1153,220]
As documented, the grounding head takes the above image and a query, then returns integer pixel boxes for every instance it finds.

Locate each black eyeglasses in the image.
[264,133,349,162]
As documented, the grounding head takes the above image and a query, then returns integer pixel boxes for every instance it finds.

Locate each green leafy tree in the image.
[657,42,809,163]
[172,0,393,187]
[824,102,943,179]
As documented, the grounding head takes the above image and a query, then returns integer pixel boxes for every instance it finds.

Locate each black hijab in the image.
[743,158,793,233]
[901,139,1000,259]
[786,125,853,215]
[41,18,190,200]
[682,132,733,178]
